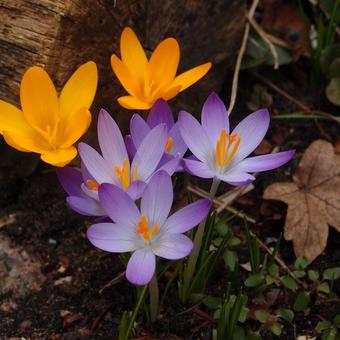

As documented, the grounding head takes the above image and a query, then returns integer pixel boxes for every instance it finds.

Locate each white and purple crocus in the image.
[178,93,295,186]
[87,171,211,285]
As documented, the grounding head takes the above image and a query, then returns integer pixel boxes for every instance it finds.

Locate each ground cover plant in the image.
[0,1,339,339]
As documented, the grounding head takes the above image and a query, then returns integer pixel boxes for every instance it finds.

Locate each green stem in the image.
[149,273,159,322]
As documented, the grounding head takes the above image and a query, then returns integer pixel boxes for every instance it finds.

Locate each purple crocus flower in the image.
[58,109,179,216]
[87,171,211,285]
[178,93,295,186]
[125,98,187,169]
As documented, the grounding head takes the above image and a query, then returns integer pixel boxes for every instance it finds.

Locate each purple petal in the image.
[132,124,167,181]
[230,109,270,164]
[168,123,187,157]
[153,233,193,260]
[87,222,138,252]
[201,92,229,143]
[183,158,215,179]
[57,167,85,198]
[67,196,106,216]
[147,98,174,129]
[178,110,214,163]
[125,135,137,160]
[157,155,180,176]
[126,248,156,285]
[78,143,114,183]
[81,161,95,183]
[141,171,173,226]
[126,180,146,200]
[130,114,151,148]
[218,170,255,186]
[98,109,128,166]
[98,183,140,227]
[81,183,99,200]
[163,199,211,233]
[236,150,295,172]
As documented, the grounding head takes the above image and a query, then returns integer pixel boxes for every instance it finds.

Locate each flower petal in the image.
[132,124,167,181]
[201,92,229,143]
[218,170,255,186]
[157,155,181,175]
[153,233,193,260]
[172,62,211,92]
[158,85,181,101]
[230,109,270,164]
[117,95,151,110]
[236,150,295,173]
[182,158,215,178]
[87,222,139,252]
[126,180,146,201]
[98,109,128,166]
[148,38,179,87]
[168,123,187,156]
[163,199,211,233]
[120,27,148,85]
[125,135,137,159]
[130,114,151,148]
[178,110,213,163]
[98,183,140,227]
[59,61,98,119]
[141,171,173,226]
[20,66,59,131]
[40,147,77,167]
[126,248,156,285]
[57,166,86,197]
[67,195,106,216]
[147,98,174,129]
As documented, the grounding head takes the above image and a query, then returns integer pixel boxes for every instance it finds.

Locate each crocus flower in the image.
[0,62,98,166]
[111,27,212,110]
[87,171,211,285]
[125,98,187,169]
[178,93,295,186]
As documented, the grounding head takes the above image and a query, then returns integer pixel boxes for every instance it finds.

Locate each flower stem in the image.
[182,177,220,302]
[149,273,159,322]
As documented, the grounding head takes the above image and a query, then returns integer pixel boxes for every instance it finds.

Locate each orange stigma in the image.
[215,129,240,168]
[86,179,100,191]
[136,214,160,241]
[114,159,130,190]
[165,137,174,153]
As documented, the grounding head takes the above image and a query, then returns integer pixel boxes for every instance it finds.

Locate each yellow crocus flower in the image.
[111,27,212,110]
[0,61,98,167]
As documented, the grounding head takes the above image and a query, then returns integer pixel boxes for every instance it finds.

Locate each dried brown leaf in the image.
[264,140,340,262]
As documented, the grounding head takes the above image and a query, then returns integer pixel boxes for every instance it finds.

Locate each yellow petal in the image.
[111,54,143,98]
[147,38,180,87]
[158,85,181,101]
[172,62,212,92]
[0,100,31,134]
[117,96,152,110]
[120,27,148,84]
[20,66,59,132]
[59,61,98,120]
[41,146,77,167]
[58,107,91,148]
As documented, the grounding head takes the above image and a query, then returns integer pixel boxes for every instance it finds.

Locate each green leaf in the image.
[224,250,238,272]
[246,332,262,340]
[323,267,340,281]
[326,77,340,106]
[278,308,294,323]
[265,275,274,285]
[255,310,270,323]
[212,237,223,247]
[293,291,310,312]
[268,263,279,276]
[294,257,309,270]
[215,222,229,237]
[293,270,306,278]
[318,282,331,294]
[333,314,340,326]
[316,320,332,332]
[308,270,319,281]
[245,273,264,287]
[280,275,298,291]
[203,296,221,310]
[270,322,282,336]
[233,326,246,340]
[228,236,241,247]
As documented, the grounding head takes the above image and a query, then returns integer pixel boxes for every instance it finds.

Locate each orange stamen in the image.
[86,179,100,191]
[114,159,130,190]
[165,137,174,153]
[215,129,241,168]
[136,214,160,241]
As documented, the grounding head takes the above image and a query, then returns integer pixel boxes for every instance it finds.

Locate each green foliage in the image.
[316,314,340,340]
[280,275,299,292]
[293,291,310,312]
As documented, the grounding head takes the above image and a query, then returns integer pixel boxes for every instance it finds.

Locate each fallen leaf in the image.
[263,140,340,262]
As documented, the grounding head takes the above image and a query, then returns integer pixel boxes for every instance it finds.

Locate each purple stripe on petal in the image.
[230,109,270,164]
[183,158,215,179]
[130,114,151,148]
[126,248,156,285]
[147,98,174,129]
[98,183,140,227]
[237,150,295,173]
[218,170,255,186]
[57,167,85,198]
[87,222,139,253]
[141,171,173,226]
[125,135,137,160]
[201,92,229,143]
[98,109,128,166]
[67,196,106,216]
[163,198,211,234]
[153,233,193,260]
[178,110,214,163]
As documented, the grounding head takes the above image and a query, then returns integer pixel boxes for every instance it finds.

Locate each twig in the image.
[99,271,125,294]
[228,0,260,114]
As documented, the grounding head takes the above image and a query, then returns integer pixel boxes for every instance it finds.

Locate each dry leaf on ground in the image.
[264,140,340,262]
